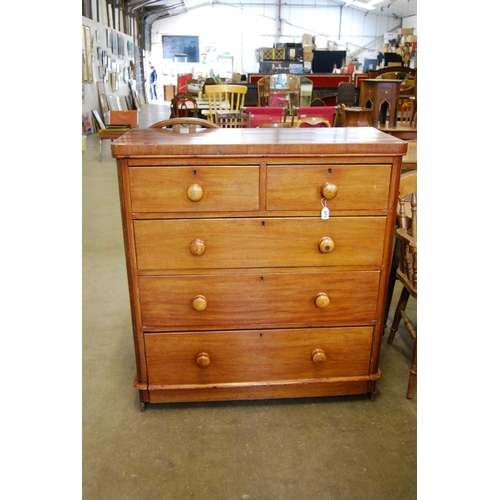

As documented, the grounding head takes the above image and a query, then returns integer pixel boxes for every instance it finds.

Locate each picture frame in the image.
[120,95,129,110]
[108,94,119,111]
[112,31,118,55]
[106,29,113,49]
[82,112,93,135]
[92,109,105,130]
[82,25,93,83]
[110,71,119,92]
[96,81,109,120]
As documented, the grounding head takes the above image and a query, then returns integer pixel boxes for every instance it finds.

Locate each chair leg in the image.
[384,237,401,331]
[387,286,410,344]
[401,309,417,399]
[406,333,417,399]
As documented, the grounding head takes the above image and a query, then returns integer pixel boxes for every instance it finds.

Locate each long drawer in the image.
[138,271,380,330]
[128,166,260,213]
[144,327,374,386]
[266,164,391,212]
[134,217,386,270]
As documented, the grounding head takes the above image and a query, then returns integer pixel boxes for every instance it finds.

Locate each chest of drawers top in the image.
[111,127,407,159]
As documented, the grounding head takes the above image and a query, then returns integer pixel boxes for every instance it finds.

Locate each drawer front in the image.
[134,217,386,270]
[266,165,391,212]
[128,166,260,213]
[144,327,374,385]
[138,271,380,330]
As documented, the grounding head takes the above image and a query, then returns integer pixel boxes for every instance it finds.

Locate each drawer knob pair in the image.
[196,352,211,368]
[321,182,338,200]
[187,183,204,201]
[194,293,330,310]
[196,350,325,368]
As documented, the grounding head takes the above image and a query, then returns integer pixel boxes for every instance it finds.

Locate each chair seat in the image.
[98,127,130,140]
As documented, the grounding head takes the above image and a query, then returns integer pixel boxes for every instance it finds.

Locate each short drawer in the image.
[138,270,380,330]
[134,217,386,270]
[128,166,260,213]
[144,326,374,386]
[266,164,391,212]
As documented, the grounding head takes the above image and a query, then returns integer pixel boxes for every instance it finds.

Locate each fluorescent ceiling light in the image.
[345,0,383,10]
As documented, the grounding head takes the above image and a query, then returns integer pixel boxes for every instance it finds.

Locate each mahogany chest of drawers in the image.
[112,127,407,410]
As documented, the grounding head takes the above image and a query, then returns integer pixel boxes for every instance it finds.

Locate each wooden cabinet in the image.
[112,127,407,409]
[359,79,402,127]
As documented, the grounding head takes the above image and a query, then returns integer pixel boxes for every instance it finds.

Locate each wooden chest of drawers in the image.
[112,127,407,409]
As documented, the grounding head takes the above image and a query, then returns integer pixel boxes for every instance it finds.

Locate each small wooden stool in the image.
[342,107,374,127]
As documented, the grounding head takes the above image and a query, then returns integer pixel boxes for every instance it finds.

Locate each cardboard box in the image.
[303,52,314,61]
[163,84,175,101]
[303,45,314,53]
[302,33,314,46]
[398,28,414,35]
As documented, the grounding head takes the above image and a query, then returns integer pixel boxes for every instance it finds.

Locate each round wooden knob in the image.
[187,183,203,201]
[318,237,335,254]
[312,349,326,364]
[196,352,211,368]
[190,238,206,256]
[321,182,338,200]
[192,295,208,311]
[315,292,330,308]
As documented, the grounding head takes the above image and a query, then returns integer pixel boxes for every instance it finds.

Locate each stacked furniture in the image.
[111,127,407,410]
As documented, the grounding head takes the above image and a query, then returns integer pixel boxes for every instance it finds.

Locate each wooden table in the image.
[378,123,417,140]
[359,79,401,128]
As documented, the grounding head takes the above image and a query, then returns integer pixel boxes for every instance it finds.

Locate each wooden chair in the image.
[310,98,326,106]
[245,106,285,128]
[201,77,216,97]
[399,99,416,126]
[387,171,417,399]
[258,122,292,128]
[296,106,336,127]
[299,76,313,107]
[215,112,249,128]
[257,76,271,106]
[296,116,331,128]
[204,84,247,123]
[334,82,357,126]
[170,91,199,118]
[98,110,138,161]
[286,74,301,115]
[149,117,219,133]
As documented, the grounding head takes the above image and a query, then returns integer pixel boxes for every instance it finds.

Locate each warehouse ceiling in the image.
[125,0,417,21]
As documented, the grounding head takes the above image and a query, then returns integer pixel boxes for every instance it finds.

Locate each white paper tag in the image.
[321,206,330,220]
